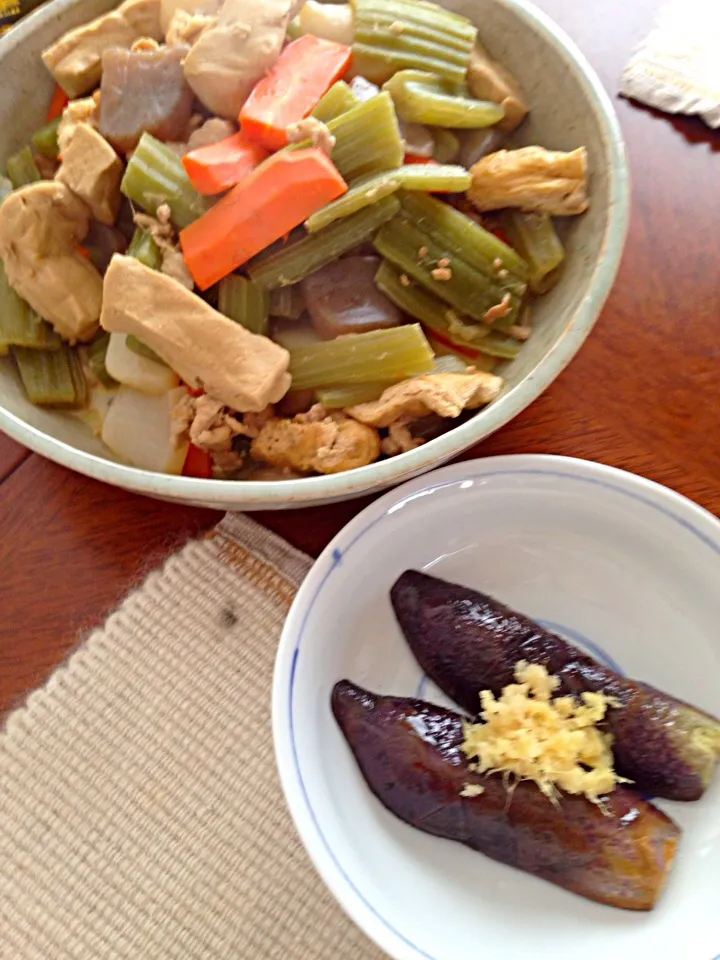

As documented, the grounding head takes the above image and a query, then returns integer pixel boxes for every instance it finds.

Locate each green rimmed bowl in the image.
[0,0,629,510]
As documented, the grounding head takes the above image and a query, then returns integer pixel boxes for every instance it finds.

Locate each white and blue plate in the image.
[273,455,720,960]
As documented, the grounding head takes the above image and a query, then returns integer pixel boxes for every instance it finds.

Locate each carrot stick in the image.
[240,35,352,151]
[403,154,440,166]
[182,444,213,479]
[182,133,269,196]
[180,147,348,290]
[47,85,69,122]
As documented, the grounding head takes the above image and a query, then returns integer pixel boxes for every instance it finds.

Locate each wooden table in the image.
[1,0,718,713]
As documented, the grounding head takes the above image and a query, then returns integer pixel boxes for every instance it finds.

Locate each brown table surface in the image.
[1,0,718,714]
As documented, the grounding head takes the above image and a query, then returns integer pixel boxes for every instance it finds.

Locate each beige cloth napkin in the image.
[0,515,385,960]
[620,0,720,127]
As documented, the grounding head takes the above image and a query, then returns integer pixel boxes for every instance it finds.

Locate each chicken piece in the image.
[186,117,236,152]
[183,0,297,119]
[99,44,194,153]
[347,372,504,429]
[251,415,380,475]
[55,123,123,226]
[0,182,102,341]
[174,393,241,449]
[166,8,217,44]
[134,203,194,289]
[285,117,336,157]
[381,422,423,457]
[469,146,590,216]
[57,96,99,156]
[467,40,527,134]
[42,0,163,98]
[101,255,291,411]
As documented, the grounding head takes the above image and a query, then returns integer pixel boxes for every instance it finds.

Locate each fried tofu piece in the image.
[251,417,381,475]
[469,146,589,215]
[57,96,99,156]
[101,255,291,412]
[56,124,123,225]
[346,372,504,429]
[467,41,527,134]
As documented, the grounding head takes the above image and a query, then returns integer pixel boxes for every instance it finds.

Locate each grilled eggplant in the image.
[332,680,680,911]
[391,570,720,801]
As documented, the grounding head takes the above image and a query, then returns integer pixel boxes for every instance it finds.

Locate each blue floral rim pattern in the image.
[287,466,720,960]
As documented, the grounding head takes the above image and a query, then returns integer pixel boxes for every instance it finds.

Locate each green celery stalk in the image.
[384,70,504,127]
[374,259,518,359]
[0,175,12,205]
[121,133,211,229]
[352,0,476,86]
[86,332,118,388]
[305,171,402,233]
[126,334,167,365]
[31,117,61,160]
[269,285,305,320]
[288,323,434,390]
[374,213,521,324]
[312,81,359,123]
[400,191,529,282]
[391,163,470,192]
[305,165,470,233]
[13,344,87,407]
[498,210,565,294]
[447,321,521,358]
[0,262,62,354]
[126,227,163,271]
[316,380,397,408]
[248,195,400,289]
[432,129,461,164]
[218,275,269,335]
[289,93,403,180]
[6,146,42,188]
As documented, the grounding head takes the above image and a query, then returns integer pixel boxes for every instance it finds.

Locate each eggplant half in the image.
[332,680,680,911]
[391,570,720,801]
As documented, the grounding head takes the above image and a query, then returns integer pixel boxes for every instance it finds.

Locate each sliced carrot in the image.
[180,147,348,290]
[47,84,69,122]
[240,35,352,151]
[403,154,440,166]
[182,444,213,479]
[182,133,269,196]
[424,327,483,360]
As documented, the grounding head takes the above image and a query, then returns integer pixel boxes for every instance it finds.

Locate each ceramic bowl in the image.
[273,454,720,960]
[0,0,629,510]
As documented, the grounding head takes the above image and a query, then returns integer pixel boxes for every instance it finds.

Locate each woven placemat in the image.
[0,515,385,959]
[620,0,720,128]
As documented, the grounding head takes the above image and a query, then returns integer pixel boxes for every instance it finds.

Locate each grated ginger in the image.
[460,661,625,803]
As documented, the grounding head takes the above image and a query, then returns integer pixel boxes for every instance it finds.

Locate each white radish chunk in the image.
[299,1,354,44]
[102,386,189,473]
[105,332,179,395]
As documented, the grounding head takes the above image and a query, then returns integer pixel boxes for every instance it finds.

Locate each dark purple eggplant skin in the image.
[332,681,680,911]
[390,570,720,802]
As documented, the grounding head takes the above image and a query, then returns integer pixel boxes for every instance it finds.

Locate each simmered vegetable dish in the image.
[0,0,590,479]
